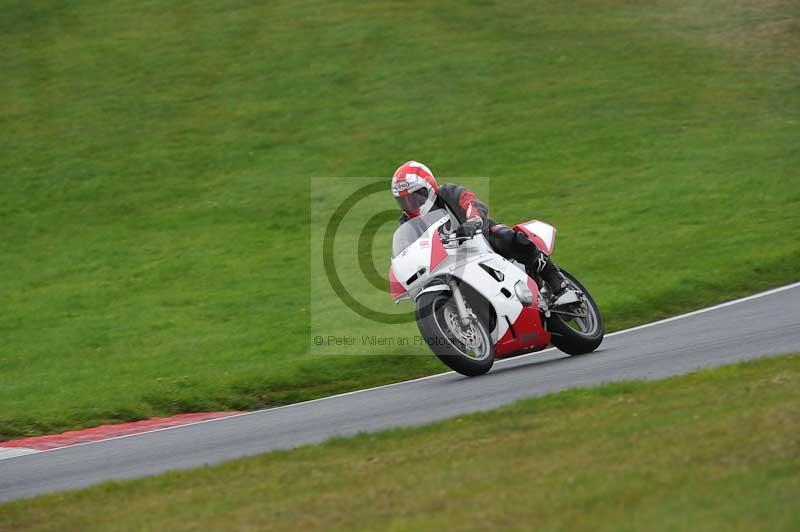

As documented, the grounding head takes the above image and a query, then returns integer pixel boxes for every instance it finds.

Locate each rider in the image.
[391,160,568,298]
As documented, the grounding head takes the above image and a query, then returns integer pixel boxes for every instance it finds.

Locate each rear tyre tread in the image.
[547,269,604,355]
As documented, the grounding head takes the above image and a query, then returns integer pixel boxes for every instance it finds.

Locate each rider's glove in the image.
[457,216,483,238]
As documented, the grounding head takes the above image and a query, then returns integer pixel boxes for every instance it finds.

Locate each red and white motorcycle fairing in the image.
[390,210,557,358]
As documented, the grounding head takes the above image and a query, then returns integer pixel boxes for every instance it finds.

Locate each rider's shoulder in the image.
[438,182,463,195]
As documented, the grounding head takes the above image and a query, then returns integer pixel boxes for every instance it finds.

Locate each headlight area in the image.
[514,280,533,306]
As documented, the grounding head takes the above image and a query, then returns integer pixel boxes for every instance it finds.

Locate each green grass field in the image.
[1,0,798,439]
[1,354,798,530]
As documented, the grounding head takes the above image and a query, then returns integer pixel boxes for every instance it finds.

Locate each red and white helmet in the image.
[391,161,438,218]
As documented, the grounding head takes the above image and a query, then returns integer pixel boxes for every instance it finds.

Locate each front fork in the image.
[447,279,473,326]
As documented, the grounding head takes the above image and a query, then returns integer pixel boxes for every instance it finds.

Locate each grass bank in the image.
[1,354,798,530]
[1,0,798,438]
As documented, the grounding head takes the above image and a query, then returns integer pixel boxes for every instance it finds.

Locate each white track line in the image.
[0,448,39,460]
[3,281,799,460]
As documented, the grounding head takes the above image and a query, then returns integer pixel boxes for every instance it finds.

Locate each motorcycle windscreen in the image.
[392,209,449,257]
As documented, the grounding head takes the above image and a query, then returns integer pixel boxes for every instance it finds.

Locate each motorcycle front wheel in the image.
[415,292,495,377]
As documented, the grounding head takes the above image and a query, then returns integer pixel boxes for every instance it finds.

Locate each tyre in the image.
[547,269,604,355]
[415,291,495,376]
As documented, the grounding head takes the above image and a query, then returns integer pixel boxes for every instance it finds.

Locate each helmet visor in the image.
[396,188,429,214]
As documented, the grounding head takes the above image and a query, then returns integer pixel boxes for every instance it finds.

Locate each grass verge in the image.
[1,0,799,438]
[1,354,798,530]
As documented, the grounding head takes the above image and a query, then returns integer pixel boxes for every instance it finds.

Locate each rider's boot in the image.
[531,249,568,301]
[511,230,569,301]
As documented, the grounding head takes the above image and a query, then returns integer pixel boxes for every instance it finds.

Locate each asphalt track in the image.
[1,283,799,502]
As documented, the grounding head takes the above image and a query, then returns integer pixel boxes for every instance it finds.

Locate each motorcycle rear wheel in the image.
[415,292,495,377]
[547,268,604,355]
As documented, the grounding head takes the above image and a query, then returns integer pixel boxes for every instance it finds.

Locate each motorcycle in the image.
[389,209,603,376]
